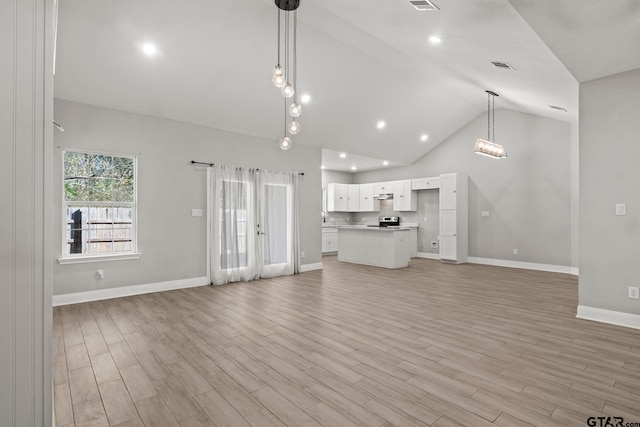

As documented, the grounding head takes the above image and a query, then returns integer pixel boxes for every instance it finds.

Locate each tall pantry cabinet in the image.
[439,173,468,263]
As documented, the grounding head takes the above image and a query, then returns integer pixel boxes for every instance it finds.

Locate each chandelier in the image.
[474,90,507,159]
[273,0,301,150]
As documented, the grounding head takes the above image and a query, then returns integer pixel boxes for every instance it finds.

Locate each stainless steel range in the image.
[367,216,401,228]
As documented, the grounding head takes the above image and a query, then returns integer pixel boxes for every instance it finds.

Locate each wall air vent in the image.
[549,105,568,112]
[409,1,439,11]
[491,61,515,70]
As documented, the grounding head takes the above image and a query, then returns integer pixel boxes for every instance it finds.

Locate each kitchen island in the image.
[336,226,412,269]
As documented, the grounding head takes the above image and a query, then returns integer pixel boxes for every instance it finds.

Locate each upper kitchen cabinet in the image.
[392,180,417,211]
[347,184,360,212]
[439,174,457,210]
[411,176,441,190]
[327,183,348,212]
[373,181,394,195]
[359,183,380,212]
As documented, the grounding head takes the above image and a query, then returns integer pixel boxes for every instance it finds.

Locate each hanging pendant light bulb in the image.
[279,136,292,150]
[289,102,302,117]
[281,82,294,98]
[272,65,285,87]
[288,119,300,135]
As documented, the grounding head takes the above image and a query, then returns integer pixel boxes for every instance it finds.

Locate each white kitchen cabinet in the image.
[327,183,348,212]
[439,174,457,210]
[358,183,380,212]
[347,184,360,212]
[373,181,394,195]
[438,173,467,263]
[411,176,440,190]
[439,210,457,261]
[392,180,417,211]
[322,229,338,253]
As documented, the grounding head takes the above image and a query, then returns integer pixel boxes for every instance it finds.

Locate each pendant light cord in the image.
[277,9,281,66]
[487,92,491,141]
[285,11,289,80]
[492,93,495,142]
[293,10,298,104]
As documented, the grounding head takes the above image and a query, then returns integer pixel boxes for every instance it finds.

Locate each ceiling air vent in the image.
[409,1,439,11]
[549,105,568,112]
[491,61,515,70]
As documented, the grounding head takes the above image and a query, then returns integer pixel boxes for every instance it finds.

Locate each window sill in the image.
[58,253,142,265]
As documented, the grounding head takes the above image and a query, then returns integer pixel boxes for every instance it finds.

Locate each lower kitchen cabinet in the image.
[322,229,338,253]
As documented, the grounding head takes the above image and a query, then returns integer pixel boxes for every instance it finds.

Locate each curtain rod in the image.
[190,160,304,176]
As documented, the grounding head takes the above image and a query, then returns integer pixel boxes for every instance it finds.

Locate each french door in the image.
[209,167,298,285]
[258,175,294,278]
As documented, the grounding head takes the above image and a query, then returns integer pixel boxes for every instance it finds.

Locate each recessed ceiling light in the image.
[142,43,158,56]
[429,36,441,44]
[420,134,429,142]
[383,161,389,166]
[351,166,357,171]
[377,121,386,129]
[301,94,311,104]
[339,153,347,159]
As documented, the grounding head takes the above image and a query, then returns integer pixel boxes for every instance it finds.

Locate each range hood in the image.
[373,193,394,200]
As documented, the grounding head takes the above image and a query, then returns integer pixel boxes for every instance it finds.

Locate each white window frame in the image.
[58,149,141,264]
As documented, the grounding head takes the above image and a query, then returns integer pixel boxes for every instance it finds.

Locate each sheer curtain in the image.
[209,165,300,285]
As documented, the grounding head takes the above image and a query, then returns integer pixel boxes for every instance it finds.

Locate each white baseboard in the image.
[416,252,441,260]
[468,257,578,276]
[52,276,209,306]
[577,305,640,330]
[300,262,323,273]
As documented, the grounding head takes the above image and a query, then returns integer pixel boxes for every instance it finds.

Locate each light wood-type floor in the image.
[53,256,640,427]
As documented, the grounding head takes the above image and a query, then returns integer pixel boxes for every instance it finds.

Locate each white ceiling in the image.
[321,148,405,173]
[54,0,635,172]
[507,0,640,83]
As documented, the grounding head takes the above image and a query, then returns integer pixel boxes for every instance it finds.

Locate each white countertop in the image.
[334,225,412,232]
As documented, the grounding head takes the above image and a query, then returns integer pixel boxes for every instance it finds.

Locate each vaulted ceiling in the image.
[54,0,639,171]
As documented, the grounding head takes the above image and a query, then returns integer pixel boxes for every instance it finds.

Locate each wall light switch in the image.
[481,211,490,217]
[192,209,203,217]
[616,204,626,216]
[424,217,428,222]
[629,286,639,300]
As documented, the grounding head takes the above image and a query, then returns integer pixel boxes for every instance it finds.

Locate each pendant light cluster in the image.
[474,90,507,159]
[273,0,302,150]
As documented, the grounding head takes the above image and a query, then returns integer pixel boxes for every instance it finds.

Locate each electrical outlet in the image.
[424,217,428,222]
[513,249,518,255]
[629,287,640,300]
[301,251,305,258]
[191,208,203,217]
[481,211,490,217]
[431,241,438,248]
[96,270,104,279]
[616,204,626,216]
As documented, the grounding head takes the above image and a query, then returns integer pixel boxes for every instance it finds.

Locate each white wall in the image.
[53,99,322,296]
[1,0,53,424]
[579,67,640,315]
[354,109,573,267]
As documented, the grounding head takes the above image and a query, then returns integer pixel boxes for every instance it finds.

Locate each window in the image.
[61,151,137,260]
